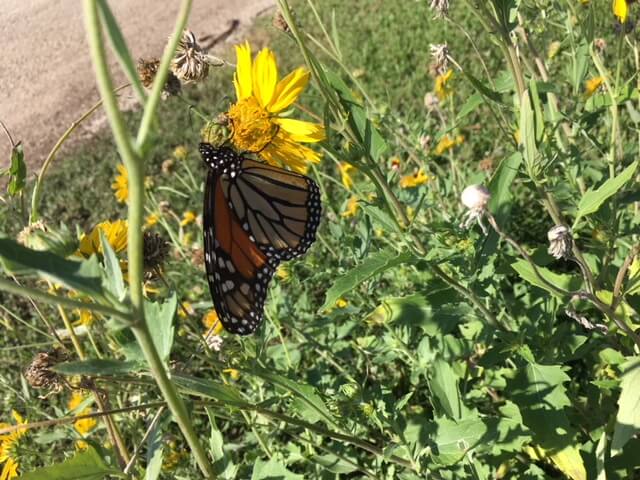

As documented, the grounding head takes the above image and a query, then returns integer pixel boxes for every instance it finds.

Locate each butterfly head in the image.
[199,143,240,173]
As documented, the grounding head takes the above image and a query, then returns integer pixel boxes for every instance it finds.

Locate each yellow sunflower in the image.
[77,220,128,257]
[227,42,325,173]
[613,0,628,23]
[0,411,28,480]
[112,164,128,204]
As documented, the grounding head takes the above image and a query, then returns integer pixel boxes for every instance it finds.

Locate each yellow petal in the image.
[268,67,310,113]
[274,118,325,143]
[260,135,320,174]
[233,41,253,100]
[613,0,628,22]
[252,48,278,107]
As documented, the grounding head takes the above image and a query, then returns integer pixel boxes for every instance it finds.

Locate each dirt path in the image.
[0,0,274,170]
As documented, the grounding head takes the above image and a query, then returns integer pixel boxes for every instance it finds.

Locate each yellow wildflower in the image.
[202,310,223,335]
[75,309,94,327]
[228,42,325,173]
[0,411,28,480]
[163,441,187,470]
[223,368,240,381]
[78,220,128,257]
[336,298,348,308]
[341,196,359,218]
[178,301,194,319]
[435,134,464,156]
[68,391,97,436]
[276,264,290,282]
[173,145,188,160]
[399,169,429,188]
[180,211,196,227]
[435,69,453,100]
[584,76,604,98]
[338,163,355,190]
[145,213,159,229]
[613,0,628,22]
[111,164,128,204]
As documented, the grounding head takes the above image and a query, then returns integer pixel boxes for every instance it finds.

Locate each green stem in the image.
[83,1,215,477]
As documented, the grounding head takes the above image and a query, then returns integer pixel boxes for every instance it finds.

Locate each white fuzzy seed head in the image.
[461,185,491,211]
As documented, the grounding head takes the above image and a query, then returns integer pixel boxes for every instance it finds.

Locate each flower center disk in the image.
[228,97,278,152]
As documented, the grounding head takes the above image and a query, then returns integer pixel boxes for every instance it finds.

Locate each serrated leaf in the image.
[144,294,177,364]
[21,446,124,479]
[611,358,640,455]
[53,359,141,376]
[574,162,638,224]
[511,259,581,297]
[321,249,414,310]
[0,237,106,300]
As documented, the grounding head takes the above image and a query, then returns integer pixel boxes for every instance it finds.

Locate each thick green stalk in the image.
[83,1,215,477]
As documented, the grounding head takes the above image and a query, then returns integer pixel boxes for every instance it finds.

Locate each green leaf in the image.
[144,293,177,364]
[96,0,146,102]
[21,446,124,479]
[325,70,387,161]
[596,431,607,480]
[456,92,485,121]
[361,204,400,233]
[574,162,638,225]
[511,259,581,297]
[432,414,487,465]
[0,237,106,299]
[321,249,414,310]
[8,142,26,196]
[207,409,238,479]
[612,358,640,455]
[254,368,339,428]
[144,411,165,480]
[53,359,142,376]
[172,374,244,405]
[310,454,358,474]
[520,89,539,174]
[99,230,125,300]
[251,458,304,480]
[429,358,468,420]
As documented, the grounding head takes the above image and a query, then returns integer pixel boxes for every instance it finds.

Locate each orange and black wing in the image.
[203,170,276,335]
[221,158,321,262]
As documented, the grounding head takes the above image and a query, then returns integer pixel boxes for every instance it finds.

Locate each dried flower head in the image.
[430,43,450,76]
[170,30,223,83]
[24,349,69,396]
[423,92,440,112]
[143,231,170,272]
[273,9,291,33]
[460,185,491,233]
[137,58,181,97]
[547,225,572,259]
[429,0,450,18]
[17,221,48,250]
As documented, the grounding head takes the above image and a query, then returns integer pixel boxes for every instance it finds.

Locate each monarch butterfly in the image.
[200,143,322,335]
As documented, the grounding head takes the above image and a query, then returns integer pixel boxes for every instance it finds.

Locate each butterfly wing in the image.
[221,157,322,262]
[203,169,277,335]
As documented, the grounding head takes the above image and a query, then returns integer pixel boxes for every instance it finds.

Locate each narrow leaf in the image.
[144,294,177,364]
[53,359,141,376]
[8,142,26,196]
[611,358,640,455]
[574,162,638,224]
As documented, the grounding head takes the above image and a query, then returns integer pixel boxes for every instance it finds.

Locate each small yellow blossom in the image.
[173,145,188,160]
[75,310,94,327]
[338,163,356,190]
[399,169,429,188]
[78,220,128,257]
[434,134,464,156]
[584,76,605,98]
[613,0,628,23]
[276,264,290,282]
[163,442,188,470]
[435,69,453,100]
[111,164,128,204]
[180,211,197,227]
[202,310,223,335]
[0,411,28,480]
[68,392,97,436]
[178,301,194,319]
[223,368,240,381]
[228,42,325,173]
[514,129,521,145]
[145,213,159,229]
[341,196,359,218]
[336,298,348,308]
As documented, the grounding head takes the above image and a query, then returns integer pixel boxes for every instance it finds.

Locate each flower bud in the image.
[547,225,572,259]
[461,185,491,211]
